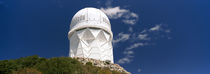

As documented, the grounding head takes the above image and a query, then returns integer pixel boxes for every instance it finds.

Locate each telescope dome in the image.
[69,7,112,38]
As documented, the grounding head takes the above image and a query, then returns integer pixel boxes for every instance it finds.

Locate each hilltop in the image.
[0,55,130,74]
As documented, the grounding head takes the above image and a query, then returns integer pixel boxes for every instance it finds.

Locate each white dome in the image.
[69,7,112,38]
[68,7,114,63]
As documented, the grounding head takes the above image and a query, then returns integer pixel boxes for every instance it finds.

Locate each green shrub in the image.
[0,55,123,74]
[86,62,92,66]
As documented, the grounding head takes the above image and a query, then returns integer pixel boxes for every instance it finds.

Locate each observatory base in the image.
[69,28,113,63]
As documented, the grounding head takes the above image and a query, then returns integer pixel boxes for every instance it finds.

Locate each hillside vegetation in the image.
[0,55,123,74]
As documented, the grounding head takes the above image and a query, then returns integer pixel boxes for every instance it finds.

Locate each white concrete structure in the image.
[68,7,114,63]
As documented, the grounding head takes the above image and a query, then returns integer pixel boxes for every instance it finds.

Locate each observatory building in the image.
[68,8,114,63]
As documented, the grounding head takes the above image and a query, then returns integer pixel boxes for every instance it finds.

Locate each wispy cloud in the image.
[117,50,134,64]
[117,43,145,64]
[126,43,144,50]
[138,34,150,40]
[122,12,138,25]
[112,32,130,45]
[117,42,146,64]
[116,24,171,64]
[122,19,136,25]
[123,50,134,55]
[117,56,132,64]
[100,7,128,19]
[150,24,161,31]
[100,6,139,25]
[98,0,171,65]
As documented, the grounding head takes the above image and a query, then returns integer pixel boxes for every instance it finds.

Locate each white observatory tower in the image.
[68,8,114,63]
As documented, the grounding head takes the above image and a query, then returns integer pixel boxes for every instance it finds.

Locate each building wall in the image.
[69,28,114,63]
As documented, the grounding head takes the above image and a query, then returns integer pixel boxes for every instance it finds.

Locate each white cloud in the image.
[122,12,138,25]
[117,43,144,64]
[126,43,144,50]
[117,50,135,64]
[112,32,130,44]
[98,0,172,66]
[130,12,138,18]
[100,6,139,25]
[100,7,128,19]
[138,34,150,40]
[117,57,131,64]
[141,29,147,33]
[117,54,134,64]
[123,50,134,55]
[122,19,136,25]
[117,42,146,64]
[117,24,171,64]
[150,25,161,31]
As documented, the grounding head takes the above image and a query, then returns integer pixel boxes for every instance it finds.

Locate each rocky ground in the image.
[74,57,131,74]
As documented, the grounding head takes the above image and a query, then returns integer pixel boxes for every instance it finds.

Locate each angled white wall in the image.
[68,8,114,63]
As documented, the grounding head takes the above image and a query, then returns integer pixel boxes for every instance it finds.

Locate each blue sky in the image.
[0,0,210,74]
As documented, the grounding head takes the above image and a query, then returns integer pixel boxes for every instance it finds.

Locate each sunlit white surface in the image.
[68,7,114,63]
